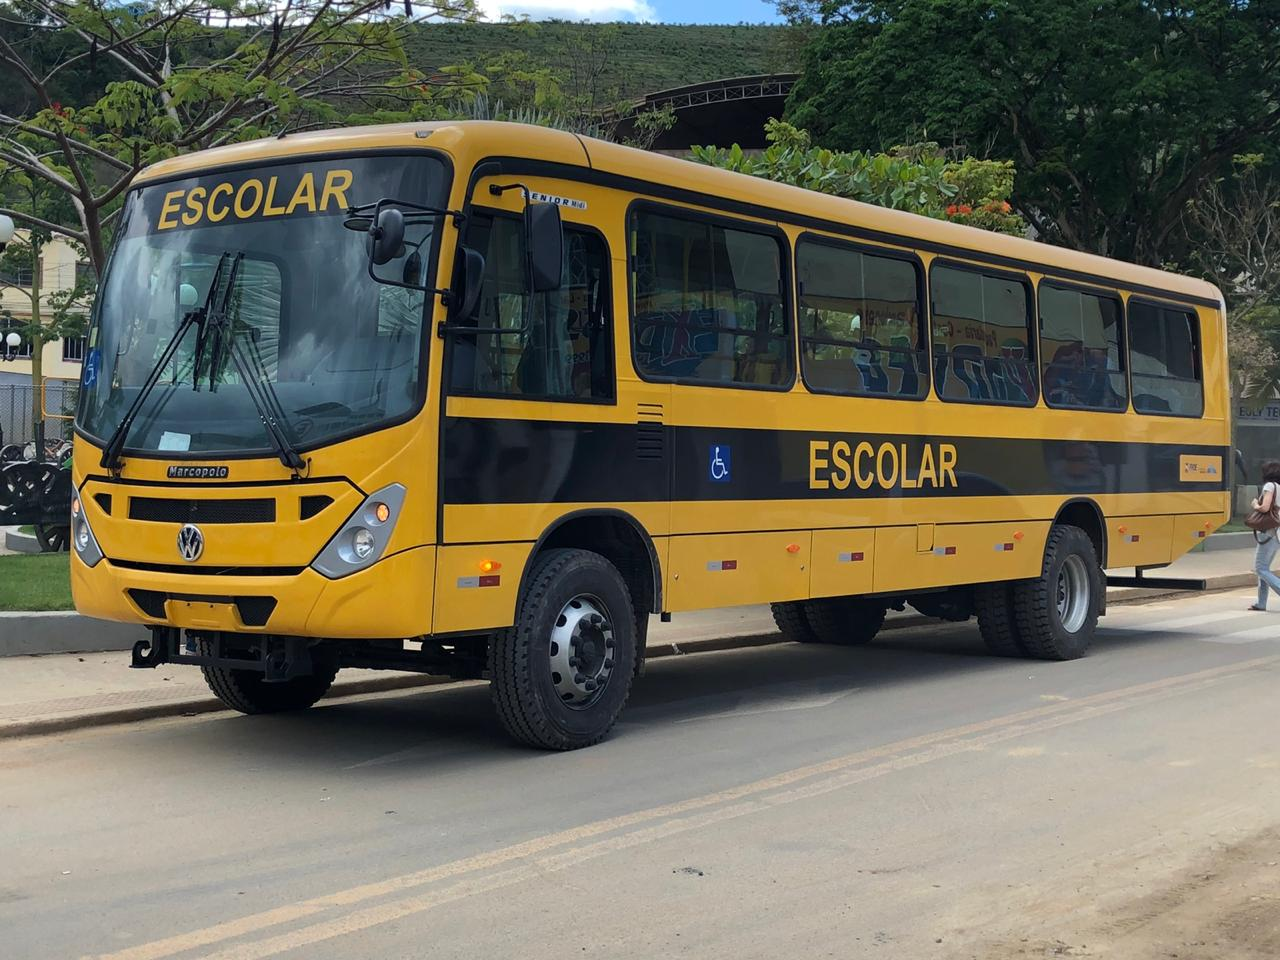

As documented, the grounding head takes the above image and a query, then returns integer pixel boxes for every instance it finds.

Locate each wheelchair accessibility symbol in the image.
[709,444,731,483]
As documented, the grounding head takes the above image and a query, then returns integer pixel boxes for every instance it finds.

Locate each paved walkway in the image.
[0,545,1263,738]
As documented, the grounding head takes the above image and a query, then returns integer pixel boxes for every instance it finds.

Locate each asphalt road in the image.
[3,590,1280,960]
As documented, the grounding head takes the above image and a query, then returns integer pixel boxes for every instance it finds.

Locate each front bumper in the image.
[71,545,436,639]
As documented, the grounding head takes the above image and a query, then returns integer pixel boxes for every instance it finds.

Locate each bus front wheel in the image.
[1012,525,1102,660]
[490,548,637,750]
[200,646,337,714]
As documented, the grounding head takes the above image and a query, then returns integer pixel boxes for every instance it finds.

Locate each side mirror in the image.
[525,202,563,293]
[368,207,405,266]
[455,247,486,320]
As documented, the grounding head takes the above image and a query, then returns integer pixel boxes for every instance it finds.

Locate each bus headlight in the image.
[311,483,406,579]
[352,528,375,559]
[71,494,103,568]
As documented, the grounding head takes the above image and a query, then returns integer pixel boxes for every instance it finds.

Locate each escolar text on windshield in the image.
[154,168,354,231]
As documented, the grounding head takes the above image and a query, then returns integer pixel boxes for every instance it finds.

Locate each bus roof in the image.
[134,120,1223,307]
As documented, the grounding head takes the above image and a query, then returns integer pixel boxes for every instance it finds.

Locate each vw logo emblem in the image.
[177,523,205,562]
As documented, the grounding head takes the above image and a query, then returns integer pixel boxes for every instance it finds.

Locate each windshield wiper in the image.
[100,253,232,471]
[202,254,306,473]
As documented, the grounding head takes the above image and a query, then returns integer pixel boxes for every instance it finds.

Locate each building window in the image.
[630,207,792,389]
[930,263,1037,405]
[62,336,86,362]
[797,238,926,399]
[74,261,95,289]
[1038,283,1127,411]
[1,263,36,287]
[1129,300,1203,416]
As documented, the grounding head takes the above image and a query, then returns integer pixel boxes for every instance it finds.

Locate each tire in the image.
[200,640,337,715]
[803,597,887,645]
[974,581,1026,657]
[490,548,636,750]
[1012,525,1103,660]
[771,601,821,643]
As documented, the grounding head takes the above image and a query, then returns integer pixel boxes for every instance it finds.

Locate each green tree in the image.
[0,170,91,453]
[783,0,1280,267]
[691,118,1025,235]
[0,0,475,274]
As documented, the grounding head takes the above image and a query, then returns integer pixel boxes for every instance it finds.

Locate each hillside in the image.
[406,21,795,100]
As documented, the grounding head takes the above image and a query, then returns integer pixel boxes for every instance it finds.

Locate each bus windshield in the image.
[78,154,448,457]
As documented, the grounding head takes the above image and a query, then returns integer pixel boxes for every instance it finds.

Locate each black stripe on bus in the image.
[441,417,1227,505]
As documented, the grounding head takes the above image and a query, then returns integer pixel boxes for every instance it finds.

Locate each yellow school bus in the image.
[69,121,1229,749]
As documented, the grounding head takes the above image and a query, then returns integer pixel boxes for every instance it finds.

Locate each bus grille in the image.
[129,497,276,524]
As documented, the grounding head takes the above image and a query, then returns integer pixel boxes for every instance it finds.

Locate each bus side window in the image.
[1038,283,1126,412]
[795,238,926,399]
[930,263,1037,406]
[1129,300,1203,417]
[449,211,614,402]
[630,208,792,388]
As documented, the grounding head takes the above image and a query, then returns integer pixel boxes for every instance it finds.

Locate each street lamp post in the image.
[2,331,21,361]
[0,214,14,252]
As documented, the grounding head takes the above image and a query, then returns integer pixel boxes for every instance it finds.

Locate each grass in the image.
[0,553,73,611]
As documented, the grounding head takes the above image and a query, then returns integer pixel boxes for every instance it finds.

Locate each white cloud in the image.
[477,0,657,22]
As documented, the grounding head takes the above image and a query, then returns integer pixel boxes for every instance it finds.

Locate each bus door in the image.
[434,200,626,632]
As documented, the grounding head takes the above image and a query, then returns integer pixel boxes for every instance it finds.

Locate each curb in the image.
[0,576,1256,741]
[3,528,41,555]
[0,612,143,657]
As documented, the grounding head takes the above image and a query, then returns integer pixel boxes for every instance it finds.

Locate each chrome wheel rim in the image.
[549,594,616,710]
[1056,554,1091,633]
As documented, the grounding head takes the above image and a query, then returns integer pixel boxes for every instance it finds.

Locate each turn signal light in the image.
[1204,520,1212,529]
[785,543,801,554]
[1013,530,1024,541]
[479,559,501,573]
[71,495,81,517]
[373,502,391,523]
[1118,525,1128,534]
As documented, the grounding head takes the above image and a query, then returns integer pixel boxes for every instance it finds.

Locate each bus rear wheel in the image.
[803,597,886,645]
[490,548,636,750]
[974,582,1027,657]
[771,601,820,643]
[1012,525,1102,660]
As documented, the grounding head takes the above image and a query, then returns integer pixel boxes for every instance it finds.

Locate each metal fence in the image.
[0,382,78,447]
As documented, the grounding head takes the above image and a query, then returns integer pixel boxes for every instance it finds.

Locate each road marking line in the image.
[191,674,1239,960]
[1201,624,1279,644]
[1132,610,1259,633]
[94,655,1280,960]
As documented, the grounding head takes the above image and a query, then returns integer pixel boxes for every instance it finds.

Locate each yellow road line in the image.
[95,654,1279,960]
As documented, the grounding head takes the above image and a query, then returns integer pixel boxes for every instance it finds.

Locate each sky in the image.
[475,0,783,24]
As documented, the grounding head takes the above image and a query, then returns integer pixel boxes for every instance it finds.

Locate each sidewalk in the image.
[0,546,1260,739]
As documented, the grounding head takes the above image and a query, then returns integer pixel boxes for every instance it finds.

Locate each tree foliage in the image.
[0,0,476,273]
[691,119,1025,235]
[783,0,1280,268]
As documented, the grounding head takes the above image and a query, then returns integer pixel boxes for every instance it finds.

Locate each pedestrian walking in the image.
[1248,459,1280,611]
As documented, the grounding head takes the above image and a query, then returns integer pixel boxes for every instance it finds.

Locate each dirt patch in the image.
[963,829,1280,959]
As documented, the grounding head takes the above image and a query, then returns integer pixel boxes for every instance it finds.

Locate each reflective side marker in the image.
[994,542,1015,552]
[458,575,501,589]
[837,551,865,563]
[1124,534,1141,543]
[933,546,957,556]
[706,559,738,571]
